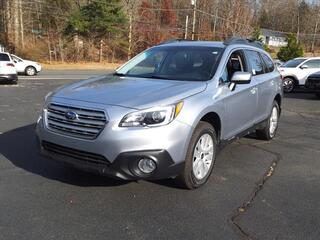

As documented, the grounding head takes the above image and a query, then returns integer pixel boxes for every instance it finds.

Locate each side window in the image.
[0,53,10,61]
[304,60,320,68]
[220,50,246,83]
[245,50,264,75]
[261,54,275,73]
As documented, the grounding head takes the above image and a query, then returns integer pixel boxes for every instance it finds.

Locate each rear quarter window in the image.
[0,53,10,61]
[261,53,275,73]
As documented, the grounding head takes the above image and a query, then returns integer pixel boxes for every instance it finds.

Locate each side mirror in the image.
[231,71,252,84]
[300,65,308,69]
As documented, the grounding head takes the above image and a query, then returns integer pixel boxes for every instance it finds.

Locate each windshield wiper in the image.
[145,75,173,80]
[113,72,126,76]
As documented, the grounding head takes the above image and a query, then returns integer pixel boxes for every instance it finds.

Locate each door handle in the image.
[250,87,257,94]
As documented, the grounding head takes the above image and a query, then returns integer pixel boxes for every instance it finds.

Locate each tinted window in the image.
[304,60,320,68]
[221,50,246,83]
[245,50,264,75]
[261,54,275,72]
[282,59,306,68]
[0,53,10,61]
[117,46,224,81]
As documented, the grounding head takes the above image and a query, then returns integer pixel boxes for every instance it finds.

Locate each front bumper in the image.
[36,107,193,180]
[305,78,320,92]
[39,140,184,180]
[0,74,18,83]
[35,65,42,73]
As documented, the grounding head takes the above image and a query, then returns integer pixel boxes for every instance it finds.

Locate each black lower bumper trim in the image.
[0,74,18,83]
[40,141,183,180]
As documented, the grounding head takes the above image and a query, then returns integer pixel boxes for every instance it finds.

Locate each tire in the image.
[177,121,217,189]
[256,101,280,140]
[283,77,295,93]
[25,66,36,76]
[315,93,320,98]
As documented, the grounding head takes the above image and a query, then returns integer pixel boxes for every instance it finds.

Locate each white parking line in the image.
[19,77,89,80]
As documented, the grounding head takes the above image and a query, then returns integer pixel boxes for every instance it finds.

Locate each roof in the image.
[157,38,264,49]
[157,40,225,48]
[261,28,286,38]
[295,57,320,60]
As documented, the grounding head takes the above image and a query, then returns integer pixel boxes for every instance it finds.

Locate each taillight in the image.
[6,63,15,67]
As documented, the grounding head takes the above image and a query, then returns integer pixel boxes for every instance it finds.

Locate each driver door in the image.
[298,59,320,85]
[11,55,25,73]
[219,50,258,140]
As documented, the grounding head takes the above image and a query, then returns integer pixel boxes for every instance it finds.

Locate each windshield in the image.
[116,46,224,81]
[11,55,21,62]
[282,59,306,68]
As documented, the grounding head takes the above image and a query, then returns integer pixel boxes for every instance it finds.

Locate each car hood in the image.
[52,74,207,109]
[308,71,320,78]
[24,60,38,65]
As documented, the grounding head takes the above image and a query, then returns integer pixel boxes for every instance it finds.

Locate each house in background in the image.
[261,28,287,47]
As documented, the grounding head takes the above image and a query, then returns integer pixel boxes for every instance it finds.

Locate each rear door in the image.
[298,59,320,85]
[253,51,279,122]
[242,50,270,124]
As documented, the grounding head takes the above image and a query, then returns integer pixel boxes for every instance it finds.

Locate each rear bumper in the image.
[0,74,18,83]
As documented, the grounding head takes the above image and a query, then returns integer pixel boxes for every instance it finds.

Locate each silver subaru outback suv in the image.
[36,38,282,189]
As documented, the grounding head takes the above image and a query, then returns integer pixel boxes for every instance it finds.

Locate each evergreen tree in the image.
[277,34,304,62]
[66,0,126,40]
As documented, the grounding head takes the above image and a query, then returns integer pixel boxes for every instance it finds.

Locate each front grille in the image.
[46,103,107,139]
[42,141,109,165]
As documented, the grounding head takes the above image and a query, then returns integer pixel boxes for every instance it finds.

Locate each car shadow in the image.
[0,124,127,187]
[284,91,320,100]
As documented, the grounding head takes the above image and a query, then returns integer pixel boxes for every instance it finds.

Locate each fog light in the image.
[138,158,156,174]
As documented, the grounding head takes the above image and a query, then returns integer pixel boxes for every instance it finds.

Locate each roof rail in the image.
[223,37,264,49]
[157,39,195,45]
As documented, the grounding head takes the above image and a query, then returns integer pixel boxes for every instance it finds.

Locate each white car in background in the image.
[0,52,18,84]
[278,57,320,93]
[11,54,42,76]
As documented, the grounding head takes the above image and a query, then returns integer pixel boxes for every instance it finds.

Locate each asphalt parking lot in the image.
[0,70,320,240]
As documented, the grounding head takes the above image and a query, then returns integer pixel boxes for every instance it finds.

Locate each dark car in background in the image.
[305,72,320,98]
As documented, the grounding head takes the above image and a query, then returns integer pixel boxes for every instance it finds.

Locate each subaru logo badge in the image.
[65,111,78,120]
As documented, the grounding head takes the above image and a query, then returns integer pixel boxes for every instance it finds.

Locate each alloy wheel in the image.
[269,106,278,137]
[192,133,214,180]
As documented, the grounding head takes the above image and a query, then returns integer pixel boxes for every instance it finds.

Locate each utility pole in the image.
[213,7,218,38]
[14,0,20,49]
[128,12,133,60]
[191,0,197,40]
[297,11,300,43]
[18,0,24,49]
[311,8,320,54]
[184,15,189,39]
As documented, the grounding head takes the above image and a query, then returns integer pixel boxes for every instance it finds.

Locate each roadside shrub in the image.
[277,34,304,61]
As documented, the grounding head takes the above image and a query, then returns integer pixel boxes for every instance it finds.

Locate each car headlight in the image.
[119,101,183,127]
